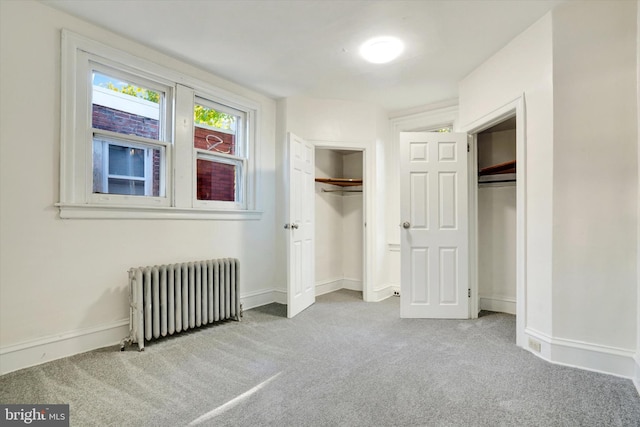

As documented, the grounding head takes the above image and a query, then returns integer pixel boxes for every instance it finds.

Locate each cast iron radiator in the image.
[121,258,241,351]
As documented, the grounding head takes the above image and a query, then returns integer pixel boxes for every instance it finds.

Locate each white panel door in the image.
[400,132,469,318]
[287,132,315,318]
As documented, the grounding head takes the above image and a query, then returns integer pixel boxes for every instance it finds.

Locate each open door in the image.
[286,132,315,318]
[400,132,469,318]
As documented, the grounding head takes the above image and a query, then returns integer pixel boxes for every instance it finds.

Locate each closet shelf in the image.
[315,178,363,187]
[478,160,516,176]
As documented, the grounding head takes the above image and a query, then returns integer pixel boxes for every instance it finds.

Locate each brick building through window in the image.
[92,87,235,201]
[193,126,236,202]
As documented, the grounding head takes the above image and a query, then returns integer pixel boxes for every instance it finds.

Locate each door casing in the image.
[463,95,526,348]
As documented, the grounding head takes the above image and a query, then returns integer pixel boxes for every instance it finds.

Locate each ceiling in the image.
[41,0,564,113]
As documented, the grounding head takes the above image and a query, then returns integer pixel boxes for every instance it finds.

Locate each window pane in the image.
[109,145,145,177]
[108,178,145,196]
[196,159,236,201]
[93,138,163,197]
[92,72,161,140]
[193,104,239,156]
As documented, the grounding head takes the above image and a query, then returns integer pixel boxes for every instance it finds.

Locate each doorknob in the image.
[284,223,300,230]
[402,221,410,229]
[291,223,299,229]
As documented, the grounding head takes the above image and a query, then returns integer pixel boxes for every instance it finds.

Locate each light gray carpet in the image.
[1,289,639,426]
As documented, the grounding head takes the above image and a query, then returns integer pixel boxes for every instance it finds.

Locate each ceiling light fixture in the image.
[359,36,404,64]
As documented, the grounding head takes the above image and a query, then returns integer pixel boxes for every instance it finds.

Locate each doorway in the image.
[476,117,517,315]
[465,97,526,347]
[314,148,365,299]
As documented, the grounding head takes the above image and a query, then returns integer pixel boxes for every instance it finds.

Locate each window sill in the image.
[56,203,263,220]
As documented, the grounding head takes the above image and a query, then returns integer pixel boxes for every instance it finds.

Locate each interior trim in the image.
[525,328,636,379]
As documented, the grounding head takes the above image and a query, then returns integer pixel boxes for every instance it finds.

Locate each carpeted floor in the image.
[1,289,639,426]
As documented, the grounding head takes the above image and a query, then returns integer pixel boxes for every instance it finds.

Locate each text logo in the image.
[0,405,69,426]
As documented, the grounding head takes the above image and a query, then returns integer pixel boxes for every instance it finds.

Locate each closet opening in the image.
[466,98,526,347]
[314,148,365,300]
[476,117,517,318]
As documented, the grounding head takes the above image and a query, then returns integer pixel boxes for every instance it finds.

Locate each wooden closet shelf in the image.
[315,178,363,187]
[478,160,516,176]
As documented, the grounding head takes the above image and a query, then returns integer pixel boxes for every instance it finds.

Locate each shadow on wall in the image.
[81,281,129,329]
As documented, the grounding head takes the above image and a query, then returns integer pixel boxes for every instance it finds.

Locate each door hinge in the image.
[467,142,470,152]
[468,289,471,298]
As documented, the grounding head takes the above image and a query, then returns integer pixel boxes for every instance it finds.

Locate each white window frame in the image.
[58,29,261,220]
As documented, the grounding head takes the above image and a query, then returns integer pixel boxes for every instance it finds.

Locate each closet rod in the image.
[321,189,362,193]
[479,179,516,184]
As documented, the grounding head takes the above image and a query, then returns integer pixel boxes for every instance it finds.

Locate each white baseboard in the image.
[0,288,286,375]
[479,295,516,315]
[316,278,363,296]
[271,289,287,305]
[369,285,394,302]
[315,279,392,302]
[634,352,640,396]
[315,279,344,296]
[240,288,286,310]
[524,328,636,379]
[342,278,362,291]
[0,320,129,376]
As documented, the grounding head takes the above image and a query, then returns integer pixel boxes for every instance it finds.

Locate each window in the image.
[193,98,247,208]
[90,69,168,200]
[59,30,260,219]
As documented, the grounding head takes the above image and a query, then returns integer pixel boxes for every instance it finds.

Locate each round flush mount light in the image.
[359,36,404,64]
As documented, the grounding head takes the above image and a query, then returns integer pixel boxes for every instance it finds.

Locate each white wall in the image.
[477,125,517,314]
[283,97,380,143]
[274,101,289,299]
[551,0,637,351]
[315,150,347,289]
[0,0,278,374]
[478,184,517,314]
[477,129,517,170]
[316,149,344,178]
[459,13,554,337]
[343,151,364,178]
[342,152,364,286]
[636,0,640,396]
